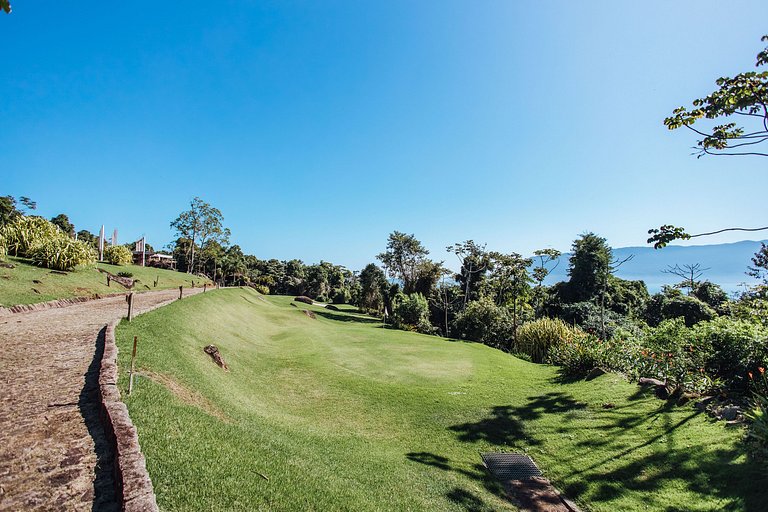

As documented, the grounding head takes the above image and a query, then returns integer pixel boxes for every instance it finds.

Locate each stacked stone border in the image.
[101,321,160,512]
[99,289,204,511]
[0,292,129,316]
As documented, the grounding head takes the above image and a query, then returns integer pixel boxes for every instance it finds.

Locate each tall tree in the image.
[447,240,489,307]
[76,229,99,249]
[50,214,75,237]
[429,267,461,336]
[532,248,561,316]
[565,233,612,303]
[170,197,229,274]
[377,231,429,294]
[0,196,20,225]
[358,263,387,314]
[662,263,710,294]
[488,251,533,342]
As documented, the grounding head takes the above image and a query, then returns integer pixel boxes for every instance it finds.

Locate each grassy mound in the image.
[115,288,765,511]
[0,256,210,307]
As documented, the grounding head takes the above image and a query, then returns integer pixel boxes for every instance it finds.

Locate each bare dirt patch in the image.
[138,370,229,422]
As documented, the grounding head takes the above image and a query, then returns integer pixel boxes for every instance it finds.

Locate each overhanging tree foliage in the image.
[665,35,768,158]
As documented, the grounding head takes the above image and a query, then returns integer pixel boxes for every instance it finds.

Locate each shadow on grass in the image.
[446,391,767,511]
[406,452,505,511]
[449,393,586,447]
[312,309,382,324]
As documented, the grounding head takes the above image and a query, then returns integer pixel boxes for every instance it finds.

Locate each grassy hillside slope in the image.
[0,256,210,307]
[115,288,765,511]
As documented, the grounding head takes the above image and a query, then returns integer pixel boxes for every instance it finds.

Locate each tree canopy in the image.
[170,197,229,274]
[665,35,768,157]
[377,231,429,294]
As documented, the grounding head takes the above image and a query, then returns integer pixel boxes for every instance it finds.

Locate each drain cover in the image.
[481,452,542,481]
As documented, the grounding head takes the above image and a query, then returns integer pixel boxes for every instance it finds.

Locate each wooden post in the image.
[203,283,207,293]
[179,285,183,299]
[127,292,134,321]
[106,275,111,287]
[128,336,138,395]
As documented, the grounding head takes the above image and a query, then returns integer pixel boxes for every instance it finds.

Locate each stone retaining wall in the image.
[0,293,128,316]
[100,322,159,512]
[99,288,205,511]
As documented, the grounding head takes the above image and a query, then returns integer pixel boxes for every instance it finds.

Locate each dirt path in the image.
[0,288,203,511]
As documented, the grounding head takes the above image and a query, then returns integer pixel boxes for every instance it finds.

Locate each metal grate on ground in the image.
[481,452,542,481]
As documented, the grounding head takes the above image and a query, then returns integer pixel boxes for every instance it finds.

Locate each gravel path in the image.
[0,288,202,511]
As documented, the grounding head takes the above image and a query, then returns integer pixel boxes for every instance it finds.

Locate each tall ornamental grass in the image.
[1,216,96,270]
[28,237,97,271]
[1,216,65,257]
[515,317,579,363]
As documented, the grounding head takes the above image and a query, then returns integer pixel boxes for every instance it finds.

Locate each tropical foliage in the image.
[103,245,133,266]
[28,237,96,271]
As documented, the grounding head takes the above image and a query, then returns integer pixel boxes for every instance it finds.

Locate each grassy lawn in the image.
[0,256,210,307]
[115,288,765,511]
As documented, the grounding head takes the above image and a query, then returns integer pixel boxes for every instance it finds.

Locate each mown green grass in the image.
[0,256,209,306]
[115,288,766,511]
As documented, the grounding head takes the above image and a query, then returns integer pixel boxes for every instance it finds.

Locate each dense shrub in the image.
[635,318,714,393]
[693,317,768,390]
[692,281,730,314]
[558,301,640,339]
[549,329,641,377]
[249,284,269,295]
[1,216,65,257]
[117,271,134,278]
[645,288,716,327]
[0,233,6,260]
[733,287,768,328]
[452,296,513,348]
[103,245,133,266]
[746,370,768,459]
[515,317,579,363]
[28,237,97,271]
[392,293,434,334]
[332,288,351,304]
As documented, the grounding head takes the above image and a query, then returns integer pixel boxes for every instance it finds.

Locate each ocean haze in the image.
[542,240,766,294]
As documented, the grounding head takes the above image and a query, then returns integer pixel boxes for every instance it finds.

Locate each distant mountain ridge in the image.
[542,240,766,294]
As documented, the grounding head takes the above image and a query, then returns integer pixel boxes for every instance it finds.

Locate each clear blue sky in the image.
[3,1,767,270]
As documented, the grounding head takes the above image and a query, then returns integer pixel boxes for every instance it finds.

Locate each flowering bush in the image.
[634,319,715,394]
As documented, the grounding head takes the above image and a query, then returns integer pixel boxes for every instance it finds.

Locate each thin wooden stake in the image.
[203,283,207,293]
[127,292,134,322]
[128,336,138,395]
[179,285,183,299]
